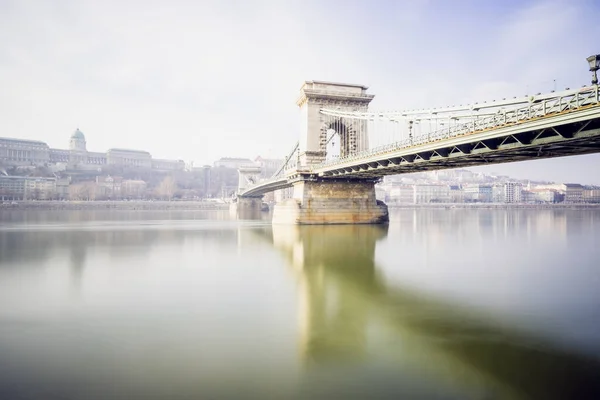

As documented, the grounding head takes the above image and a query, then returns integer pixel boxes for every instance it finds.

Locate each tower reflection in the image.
[273,225,387,364]
[271,224,600,399]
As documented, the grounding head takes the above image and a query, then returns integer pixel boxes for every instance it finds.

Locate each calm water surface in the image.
[1,208,599,399]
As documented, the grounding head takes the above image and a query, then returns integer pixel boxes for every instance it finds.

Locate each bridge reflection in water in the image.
[262,224,600,399]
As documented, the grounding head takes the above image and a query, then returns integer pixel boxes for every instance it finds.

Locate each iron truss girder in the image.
[240,105,600,196]
[315,118,600,179]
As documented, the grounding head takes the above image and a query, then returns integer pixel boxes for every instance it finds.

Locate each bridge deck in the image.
[313,104,600,179]
[240,93,600,197]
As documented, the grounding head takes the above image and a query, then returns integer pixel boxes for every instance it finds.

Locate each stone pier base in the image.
[230,196,263,220]
[272,180,388,225]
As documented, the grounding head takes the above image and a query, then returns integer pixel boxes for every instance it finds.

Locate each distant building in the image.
[463,184,492,203]
[388,185,415,204]
[122,180,147,199]
[253,156,285,203]
[414,184,450,204]
[0,137,50,166]
[564,183,584,203]
[583,188,600,203]
[375,186,387,201]
[152,158,186,171]
[107,148,151,168]
[56,177,71,200]
[274,187,294,203]
[95,175,123,199]
[27,177,56,200]
[503,182,522,203]
[0,175,56,200]
[526,188,558,203]
[492,185,505,203]
[0,176,27,200]
[213,157,255,169]
[254,156,284,179]
[1,129,184,171]
[449,185,464,203]
[531,183,565,192]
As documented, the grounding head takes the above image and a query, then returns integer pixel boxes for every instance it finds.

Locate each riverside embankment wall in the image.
[0,201,230,211]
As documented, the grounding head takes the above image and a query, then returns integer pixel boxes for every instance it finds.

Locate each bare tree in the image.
[157,176,177,200]
[69,182,96,201]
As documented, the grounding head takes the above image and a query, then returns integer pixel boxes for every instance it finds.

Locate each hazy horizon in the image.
[1,0,599,184]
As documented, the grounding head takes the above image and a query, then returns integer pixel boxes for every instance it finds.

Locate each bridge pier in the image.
[272,179,388,225]
[229,196,263,220]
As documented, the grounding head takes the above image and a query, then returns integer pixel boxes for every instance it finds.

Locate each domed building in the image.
[1,128,185,172]
[69,128,87,152]
[67,128,89,166]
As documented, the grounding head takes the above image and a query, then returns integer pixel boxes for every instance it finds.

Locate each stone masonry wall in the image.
[274,180,388,225]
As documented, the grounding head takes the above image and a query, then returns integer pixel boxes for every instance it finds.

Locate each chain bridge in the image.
[234,78,600,224]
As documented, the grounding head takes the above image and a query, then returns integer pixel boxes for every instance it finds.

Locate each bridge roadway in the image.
[240,87,600,198]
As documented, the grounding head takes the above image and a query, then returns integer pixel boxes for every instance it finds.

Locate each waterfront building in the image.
[388,185,415,204]
[522,189,554,204]
[522,190,535,204]
[0,176,26,200]
[528,188,559,203]
[274,187,294,203]
[583,188,600,203]
[532,183,567,192]
[413,184,451,204]
[449,185,465,203]
[564,183,584,203]
[0,176,56,200]
[56,177,71,200]
[95,175,123,199]
[375,186,387,201]
[503,182,523,203]
[122,180,147,199]
[463,184,493,203]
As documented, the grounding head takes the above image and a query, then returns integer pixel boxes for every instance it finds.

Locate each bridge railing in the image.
[315,85,599,169]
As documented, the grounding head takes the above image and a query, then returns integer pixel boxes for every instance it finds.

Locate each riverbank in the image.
[0,200,230,211]
[387,203,600,210]
[3,200,600,212]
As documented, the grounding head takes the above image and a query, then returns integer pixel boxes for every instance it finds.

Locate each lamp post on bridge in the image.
[587,54,600,85]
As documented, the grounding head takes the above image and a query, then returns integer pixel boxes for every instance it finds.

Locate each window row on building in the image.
[1,131,184,171]
[379,182,600,204]
[0,176,58,200]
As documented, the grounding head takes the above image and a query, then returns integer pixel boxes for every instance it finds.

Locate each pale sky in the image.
[1,0,599,184]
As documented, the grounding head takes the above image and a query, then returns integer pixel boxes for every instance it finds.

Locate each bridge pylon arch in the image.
[297,81,374,167]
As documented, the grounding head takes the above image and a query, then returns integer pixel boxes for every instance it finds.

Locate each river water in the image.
[0,208,599,399]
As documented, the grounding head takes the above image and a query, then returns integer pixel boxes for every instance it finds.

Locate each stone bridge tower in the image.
[270,81,388,224]
[296,81,374,167]
[234,81,388,225]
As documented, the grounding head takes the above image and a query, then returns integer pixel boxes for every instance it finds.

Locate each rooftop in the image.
[71,129,85,140]
[0,137,49,146]
[302,81,369,90]
[107,148,151,155]
[217,157,254,161]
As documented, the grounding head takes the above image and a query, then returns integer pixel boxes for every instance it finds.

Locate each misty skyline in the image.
[1,0,600,184]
